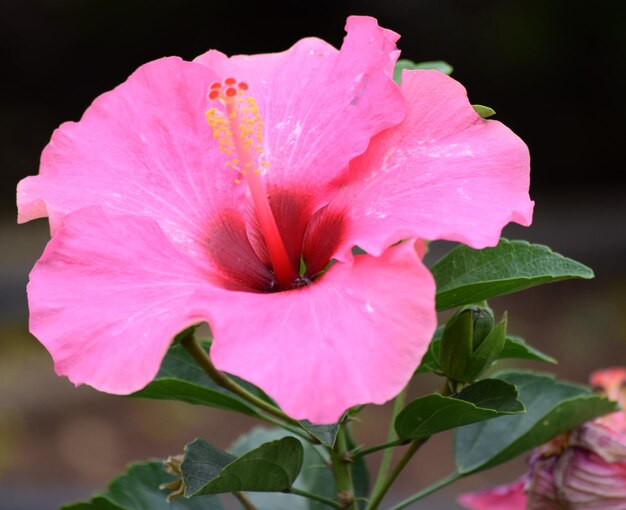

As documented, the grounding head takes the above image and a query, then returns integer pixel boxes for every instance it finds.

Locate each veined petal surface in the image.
[27,206,211,394]
[329,70,533,259]
[18,57,240,262]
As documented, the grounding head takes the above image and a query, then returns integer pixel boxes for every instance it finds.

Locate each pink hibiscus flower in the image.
[17,16,532,423]
[458,368,626,510]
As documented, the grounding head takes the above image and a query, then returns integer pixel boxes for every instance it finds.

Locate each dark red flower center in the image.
[206,190,345,293]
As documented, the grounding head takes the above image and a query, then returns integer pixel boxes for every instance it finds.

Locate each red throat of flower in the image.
[206,79,298,289]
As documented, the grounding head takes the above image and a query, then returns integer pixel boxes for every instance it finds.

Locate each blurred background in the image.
[1,0,625,508]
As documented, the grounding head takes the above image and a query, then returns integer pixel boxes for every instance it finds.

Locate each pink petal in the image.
[27,206,211,394]
[589,368,626,434]
[193,241,436,423]
[195,15,405,209]
[328,70,533,259]
[457,479,527,510]
[590,368,626,396]
[17,57,243,261]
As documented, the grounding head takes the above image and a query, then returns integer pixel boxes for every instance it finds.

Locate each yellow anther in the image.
[206,82,269,179]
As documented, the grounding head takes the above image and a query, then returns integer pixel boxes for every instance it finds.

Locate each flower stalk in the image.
[388,472,461,510]
[367,382,453,509]
[331,424,357,509]
[367,437,429,510]
[288,487,342,508]
[233,491,257,510]
[369,386,407,498]
[180,333,317,443]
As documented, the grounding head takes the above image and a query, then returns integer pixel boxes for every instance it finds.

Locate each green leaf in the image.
[395,379,524,440]
[299,420,340,448]
[182,437,303,496]
[394,58,453,83]
[432,239,594,311]
[61,461,222,510]
[499,335,557,364]
[230,427,335,510]
[472,104,496,118]
[454,371,619,474]
[131,342,266,417]
[62,500,120,510]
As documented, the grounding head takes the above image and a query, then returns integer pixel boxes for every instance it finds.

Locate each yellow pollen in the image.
[206,78,298,289]
[205,79,267,184]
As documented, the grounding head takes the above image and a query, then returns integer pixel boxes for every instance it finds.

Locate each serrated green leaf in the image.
[472,104,496,118]
[182,437,303,496]
[131,342,267,417]
[395,379,524,440]
[394,58,453,83]
[432,239,594,311]
[61,461,222,510]
[499,335,557,364]
[227,427,368,510]
[230,427,334,510]
[454,371,618,474]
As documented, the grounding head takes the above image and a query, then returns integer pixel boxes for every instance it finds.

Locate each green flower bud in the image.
[439,305,505,383]
[470,306,495,350]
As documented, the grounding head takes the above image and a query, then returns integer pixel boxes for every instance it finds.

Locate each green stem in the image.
[366,437,428,510]
[387,472,461,510]
[331,423,357,509]
[370,387,407,499]
[254,412,315,442]
[367,382,452,510]
[233,491,257,510]
[352,438,406,459]
[181,335,317,443]
[288,487,342,508]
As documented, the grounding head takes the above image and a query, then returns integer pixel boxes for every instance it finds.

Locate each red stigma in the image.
[207,77,250,103]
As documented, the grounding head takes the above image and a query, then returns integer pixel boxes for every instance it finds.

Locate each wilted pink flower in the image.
[459,368,626,509]
[17,16,532,423]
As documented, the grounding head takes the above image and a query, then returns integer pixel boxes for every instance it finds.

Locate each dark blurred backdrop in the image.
[1,1,625,509]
